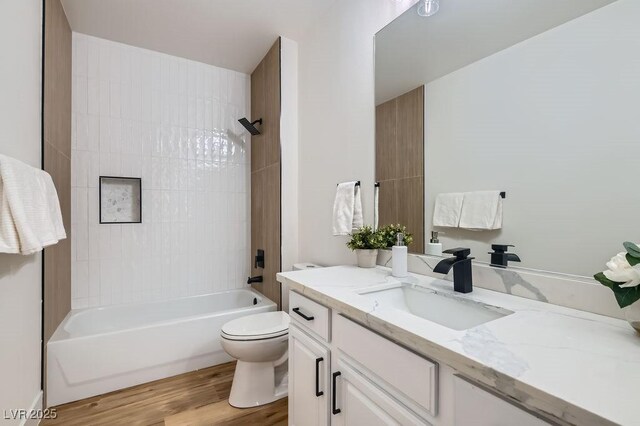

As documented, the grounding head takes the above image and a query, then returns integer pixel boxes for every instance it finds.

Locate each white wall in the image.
[0,0,44,421]
[424,0,640,276]
[297,0,408,266]
[71,33,251,308]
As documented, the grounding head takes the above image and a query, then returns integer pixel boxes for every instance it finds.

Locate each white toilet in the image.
[220,311,290,408]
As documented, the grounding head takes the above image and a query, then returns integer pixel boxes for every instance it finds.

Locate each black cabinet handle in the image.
[332,371,342,415]
[292,307,314,321]
[315,357,324,397]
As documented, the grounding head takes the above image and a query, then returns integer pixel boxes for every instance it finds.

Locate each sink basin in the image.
[357,284,513,330]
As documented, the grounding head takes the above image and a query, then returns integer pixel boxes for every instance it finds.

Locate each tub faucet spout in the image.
[247,276,263,284]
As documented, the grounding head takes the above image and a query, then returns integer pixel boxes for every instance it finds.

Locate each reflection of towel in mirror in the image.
[0,154,67,255]
[459,191,503,231]
[433,193,464,228]
[332,181,363,236]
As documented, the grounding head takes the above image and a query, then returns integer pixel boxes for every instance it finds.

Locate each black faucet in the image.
[433,248,474,293]
[247,276,263,284]
[489,244,521,268]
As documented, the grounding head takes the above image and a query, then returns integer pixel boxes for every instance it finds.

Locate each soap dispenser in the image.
[426,231,443,256]
[392,233,408,278]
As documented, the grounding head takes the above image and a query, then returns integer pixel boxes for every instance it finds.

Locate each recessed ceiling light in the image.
[417,0,440,17]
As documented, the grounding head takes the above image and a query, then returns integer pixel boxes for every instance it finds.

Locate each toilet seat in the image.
[221,311,289,341]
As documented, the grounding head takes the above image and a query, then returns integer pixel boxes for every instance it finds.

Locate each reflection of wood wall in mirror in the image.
[375,86,424,253]
[251,38,282,309]
[44,0,72,345]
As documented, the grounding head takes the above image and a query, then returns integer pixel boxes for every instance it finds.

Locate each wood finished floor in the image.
[42,362,287,426]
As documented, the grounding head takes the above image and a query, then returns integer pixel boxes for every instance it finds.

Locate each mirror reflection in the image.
[375,0,639,276]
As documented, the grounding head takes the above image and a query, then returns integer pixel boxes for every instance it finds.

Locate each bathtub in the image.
[47,289,274,406]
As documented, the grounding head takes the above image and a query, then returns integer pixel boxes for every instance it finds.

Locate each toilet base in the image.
[228,360,288,408]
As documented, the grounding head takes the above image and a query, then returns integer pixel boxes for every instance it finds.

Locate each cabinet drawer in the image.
[333,314,438,417]
[453,376,550,426]
[289,291,330,342]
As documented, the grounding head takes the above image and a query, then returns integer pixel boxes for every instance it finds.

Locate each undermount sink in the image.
[357,283,513,331]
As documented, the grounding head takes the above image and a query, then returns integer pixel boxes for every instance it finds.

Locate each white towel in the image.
[332,181,363,236]
[433,193,464,227]
[459,191,503,230]
[0,154,67,255]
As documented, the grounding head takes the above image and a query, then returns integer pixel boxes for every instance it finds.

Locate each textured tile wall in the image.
[71,33,250,309]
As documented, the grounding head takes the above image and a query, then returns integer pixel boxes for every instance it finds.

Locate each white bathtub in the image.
[47,289,274,406]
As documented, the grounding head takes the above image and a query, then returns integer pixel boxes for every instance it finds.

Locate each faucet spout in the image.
[247,276,263,284]
[507,253,521,263]
[434,248,474,293]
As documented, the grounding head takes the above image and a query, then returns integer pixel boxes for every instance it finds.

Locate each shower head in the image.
[238,117,262,135]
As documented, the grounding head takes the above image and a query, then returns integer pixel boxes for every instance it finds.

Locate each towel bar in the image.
[337,181,360,187]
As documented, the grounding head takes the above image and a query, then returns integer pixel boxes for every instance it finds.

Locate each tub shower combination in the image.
[47,289,274,406]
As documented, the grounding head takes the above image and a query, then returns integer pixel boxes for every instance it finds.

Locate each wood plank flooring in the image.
[42,362,287,426]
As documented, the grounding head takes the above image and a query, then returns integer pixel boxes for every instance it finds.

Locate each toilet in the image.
[220,311,290,408]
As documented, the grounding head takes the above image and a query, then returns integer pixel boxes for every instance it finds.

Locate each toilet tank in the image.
[282,263,323,311]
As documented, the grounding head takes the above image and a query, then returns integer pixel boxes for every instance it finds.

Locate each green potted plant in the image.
[347,226,386,268]
[594,241,640,333]
[377,224,413,248]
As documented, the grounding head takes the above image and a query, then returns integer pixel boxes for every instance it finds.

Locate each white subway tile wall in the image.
[71,33,251,309]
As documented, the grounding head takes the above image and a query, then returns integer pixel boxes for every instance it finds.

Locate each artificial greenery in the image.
[594,241,640,308]
[346,226,386,251]
[377,224,413,248]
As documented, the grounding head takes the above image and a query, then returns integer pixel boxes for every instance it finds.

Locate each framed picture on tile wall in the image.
[99,176,142,224]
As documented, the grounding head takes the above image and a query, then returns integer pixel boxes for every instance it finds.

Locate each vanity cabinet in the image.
[289,291,436,426]
[288,290,549,426]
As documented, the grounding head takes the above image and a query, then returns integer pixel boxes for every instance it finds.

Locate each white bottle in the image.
[392,233,408,278]
[426,231,443,256]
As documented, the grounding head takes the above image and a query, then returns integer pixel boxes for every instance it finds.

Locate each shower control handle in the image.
[254,249,264,269]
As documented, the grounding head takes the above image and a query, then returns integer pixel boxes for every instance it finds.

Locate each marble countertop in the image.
[277,265,640,426]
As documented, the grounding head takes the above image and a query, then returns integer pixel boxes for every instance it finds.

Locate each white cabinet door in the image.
[331,357,430,426]
[453,376,550,426]
[289,325,330,426]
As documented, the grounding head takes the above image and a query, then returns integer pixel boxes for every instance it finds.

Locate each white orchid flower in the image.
[603,252,640,288]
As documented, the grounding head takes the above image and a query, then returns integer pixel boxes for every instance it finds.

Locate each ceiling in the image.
[61,0,337,74]
[375,0,618,104]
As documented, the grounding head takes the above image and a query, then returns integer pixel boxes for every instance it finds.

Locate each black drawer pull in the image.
[315,357,324,397]
[332,371,342,415]
[292,307,315,321]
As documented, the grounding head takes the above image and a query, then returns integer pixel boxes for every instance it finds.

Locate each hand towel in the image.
[433,192,464,227]
[332,181,363,236]
[0,154,67,255]
[459,191,503,230]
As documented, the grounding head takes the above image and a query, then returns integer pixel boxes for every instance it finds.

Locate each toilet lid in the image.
[222,311,290,339]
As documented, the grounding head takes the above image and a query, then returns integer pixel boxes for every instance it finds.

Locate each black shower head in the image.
[238,117,262,135]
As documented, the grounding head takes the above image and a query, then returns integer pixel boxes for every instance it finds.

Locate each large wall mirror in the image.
[375,0,640,276]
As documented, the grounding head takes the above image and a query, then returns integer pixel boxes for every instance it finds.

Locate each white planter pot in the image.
[624,301,640,334]
[356,249,378,268]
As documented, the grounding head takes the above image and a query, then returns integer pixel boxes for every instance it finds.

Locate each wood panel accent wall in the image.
[250,39,282,308]
[375,86,425,253]
[43,0,72,344]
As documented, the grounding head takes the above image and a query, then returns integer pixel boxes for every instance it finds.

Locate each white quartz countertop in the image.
[277,266,640,426]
